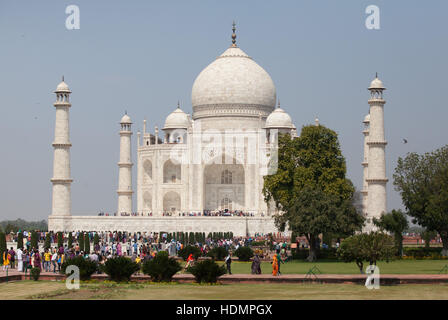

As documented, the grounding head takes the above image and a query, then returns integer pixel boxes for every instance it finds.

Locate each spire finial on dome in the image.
[277,98,280,109]
[231,21,237,47]
[315,117,319,126]
[177,101,180,109]
[376,72,378,78]
[62,75,64,82]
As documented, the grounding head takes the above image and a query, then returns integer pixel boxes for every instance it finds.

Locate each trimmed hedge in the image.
[291,248,338,260]
[101,256,140,282]
[61,256,98,280]
[206,247,228,261]
[142,251,182,282]
[402,247,444,259]
[234,246,254,261]
[188,259,226,283]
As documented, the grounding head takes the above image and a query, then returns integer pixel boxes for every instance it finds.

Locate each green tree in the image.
[79,233,85,252]
[373,209,409,256]
[30,231,38,250]
[394,145,448,255]
[44,233,51,250]
[68,232,73,248]
[84,233,91,254]
[264,126,364,261]
[94,233,100,247]
[338,232,396,273]
[17,232,24,250]
[57,232,63,248]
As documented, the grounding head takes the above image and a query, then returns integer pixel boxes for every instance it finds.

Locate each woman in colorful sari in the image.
[184,253,194,271]
[2,250,10,271]
[272,255,278,276]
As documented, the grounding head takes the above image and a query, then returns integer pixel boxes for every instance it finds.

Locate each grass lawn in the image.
[0,280,447,300]
[218,259,448,275]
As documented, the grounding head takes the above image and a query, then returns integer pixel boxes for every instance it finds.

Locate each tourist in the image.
[272,255,278,276]
[225,251,232,275]
[276,250,284,276]
[2,250,10,271]
[32,249,42,270]
[51,249,58,273]
[185,253,194,270]
[17,247,23,272]
[8,248,15,269]
[44,249,52,272]
[251,254,261,275]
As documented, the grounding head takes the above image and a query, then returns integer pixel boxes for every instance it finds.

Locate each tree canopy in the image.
[373,209,409,256]
[263,125,364,261]
[393,145,448,255]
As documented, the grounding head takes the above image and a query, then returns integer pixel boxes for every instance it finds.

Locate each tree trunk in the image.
[440,231,448,257]
[306,234,317,262]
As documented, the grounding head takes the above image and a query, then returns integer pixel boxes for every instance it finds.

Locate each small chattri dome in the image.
[120,114,132,124]
[368,75,385,90]
[265,105,293,129]
[163,106,190,130]
[55,79,71,93]
[363,114,370,123]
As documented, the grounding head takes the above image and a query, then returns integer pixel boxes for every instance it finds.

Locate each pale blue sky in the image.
[0,1,447,220]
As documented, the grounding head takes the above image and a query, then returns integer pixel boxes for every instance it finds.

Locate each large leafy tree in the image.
[373,209,409,256]
[263,125,364,261]
[394,145,448,256]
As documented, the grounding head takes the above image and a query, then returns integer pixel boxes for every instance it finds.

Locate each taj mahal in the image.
[48,24,388,235]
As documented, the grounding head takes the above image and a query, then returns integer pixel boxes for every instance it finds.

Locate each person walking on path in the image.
[276,250,284,275]
[184,253,194,271]
[225,251,232,275]
[51,249,58,273]
[17,247,23,272]
[8,248,15,269]
[272,255,279,276]
[2,250,10,271]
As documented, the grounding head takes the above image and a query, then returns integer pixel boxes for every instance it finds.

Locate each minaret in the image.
[117,113,133,214]
[361,113,370,219]
[365,74,388,232]
[50,77,73,217]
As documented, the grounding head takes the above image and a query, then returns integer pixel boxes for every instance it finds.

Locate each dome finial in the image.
[277,98,280,109]
[62,75,64,82]
[231,21,237,47]
[376,72,378,78]
[315,117,319,126]
[177,101,180,109]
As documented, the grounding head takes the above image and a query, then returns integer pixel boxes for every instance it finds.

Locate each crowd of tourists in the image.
[98,210,262,217]
[2,230,288,277]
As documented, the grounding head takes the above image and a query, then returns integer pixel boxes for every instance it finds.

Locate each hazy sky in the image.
[0,1,447,221]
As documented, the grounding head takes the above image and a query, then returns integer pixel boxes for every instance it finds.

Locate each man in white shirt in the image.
[17,247,23,272]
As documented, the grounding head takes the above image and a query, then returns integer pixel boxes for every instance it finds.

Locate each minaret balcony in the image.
[118,162,133,167]
[366,141,387,146]
[51,178,73,183]
[117,190,134,195]
[52,142,72,147]
[366,178,389,183]
[367,99,386,105]
[53,102,71,107]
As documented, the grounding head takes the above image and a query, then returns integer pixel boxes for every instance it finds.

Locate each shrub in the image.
[291,248,338,260]
[101,256,140,282]
[207,247,228,261]
[250,240,267,247]
[178,245,201,261]
[0,232,6,264]
[61,256,98,280]
[188,259,226,283]
[142,251,182,282]
[94,233,99,246]
[234,246,254,261]
[30,267,41,281]
[84,234,91,254]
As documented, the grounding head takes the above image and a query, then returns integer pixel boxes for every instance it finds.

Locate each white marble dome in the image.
[120,114,132,124]
[265,107,293,128]
[163,107,190,129]
[191,46,276,109]
[368,77,385,90]
[55,80,71,93]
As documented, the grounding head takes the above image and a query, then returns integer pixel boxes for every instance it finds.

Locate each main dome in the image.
[191,45,276,119]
